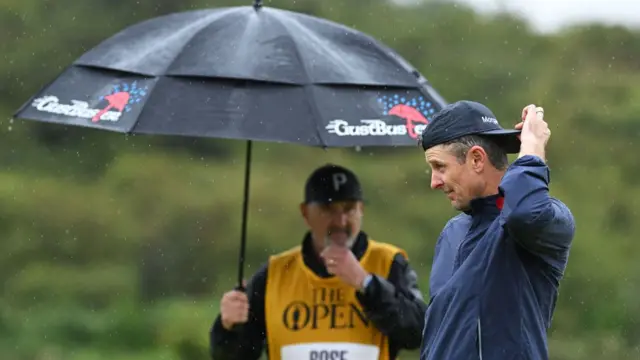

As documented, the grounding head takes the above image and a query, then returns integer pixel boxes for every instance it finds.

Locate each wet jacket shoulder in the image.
[499,155,576,270]
[209,232,427,360]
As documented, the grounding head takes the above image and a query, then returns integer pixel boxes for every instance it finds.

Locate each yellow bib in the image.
[265,239,407,360]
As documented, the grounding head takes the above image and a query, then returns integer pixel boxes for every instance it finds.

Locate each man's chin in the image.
[451,200,470,212]
[329,239,349,247]
[326,235,354,247]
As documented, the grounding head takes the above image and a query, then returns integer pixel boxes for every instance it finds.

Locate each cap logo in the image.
[482,116,498,125]
[332,173,348,191]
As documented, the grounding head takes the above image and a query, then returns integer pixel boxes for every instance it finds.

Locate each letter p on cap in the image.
[332,173,347,191]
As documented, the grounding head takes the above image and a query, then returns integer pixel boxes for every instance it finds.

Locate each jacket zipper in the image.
[477,317,484,360]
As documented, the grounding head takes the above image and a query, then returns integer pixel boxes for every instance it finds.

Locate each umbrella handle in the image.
[230,284,247,333]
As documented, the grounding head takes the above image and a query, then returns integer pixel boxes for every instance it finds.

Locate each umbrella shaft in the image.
[237,140,252,289]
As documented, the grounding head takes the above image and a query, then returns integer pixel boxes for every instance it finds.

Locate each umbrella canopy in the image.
[14,1,447,287]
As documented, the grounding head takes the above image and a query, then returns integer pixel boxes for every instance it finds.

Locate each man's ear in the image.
[468,145,487,172]
[300,203,312,228]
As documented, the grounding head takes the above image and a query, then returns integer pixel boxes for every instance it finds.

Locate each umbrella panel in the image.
[16,65,438,148]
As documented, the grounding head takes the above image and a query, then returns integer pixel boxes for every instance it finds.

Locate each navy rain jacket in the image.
[420,155,576,360]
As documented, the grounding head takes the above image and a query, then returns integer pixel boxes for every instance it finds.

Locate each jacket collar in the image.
[464,193,504,217]
[301,231,369,278]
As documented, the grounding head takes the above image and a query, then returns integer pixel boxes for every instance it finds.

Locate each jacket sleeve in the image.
[499,155,576,270]
[209,263,268,360]
[355,253,428,350]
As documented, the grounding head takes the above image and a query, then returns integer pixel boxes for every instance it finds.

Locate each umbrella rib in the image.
[269,11,328,148]
[162,8,246,75]
[127,8,251,135]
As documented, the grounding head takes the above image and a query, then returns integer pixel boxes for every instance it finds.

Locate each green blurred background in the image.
[1,0,639,359]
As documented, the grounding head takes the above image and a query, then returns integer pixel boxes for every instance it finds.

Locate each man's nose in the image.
[431,173,444,190]
[331,212,349,226]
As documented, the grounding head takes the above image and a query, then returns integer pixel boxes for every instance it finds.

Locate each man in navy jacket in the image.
[418,101,576,360]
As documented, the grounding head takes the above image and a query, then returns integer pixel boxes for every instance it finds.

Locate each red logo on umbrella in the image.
[92,91,130,122]
[388,104,429,139]
[379,95,434,139]
[91,81,149,123]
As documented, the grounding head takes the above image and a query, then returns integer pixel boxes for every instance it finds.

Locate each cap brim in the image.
[478,129,521,154]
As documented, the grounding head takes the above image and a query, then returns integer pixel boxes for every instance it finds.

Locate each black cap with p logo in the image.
[304,164,364,204]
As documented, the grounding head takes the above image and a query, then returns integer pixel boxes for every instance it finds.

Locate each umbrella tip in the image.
[253,0,263,10]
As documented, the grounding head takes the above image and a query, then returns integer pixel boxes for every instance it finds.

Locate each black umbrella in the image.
[14,0,447,288]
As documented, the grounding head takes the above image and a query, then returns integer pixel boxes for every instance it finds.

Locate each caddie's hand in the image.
[220,282,249,330]
[320,245,369,290]
[515,104,550,161]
